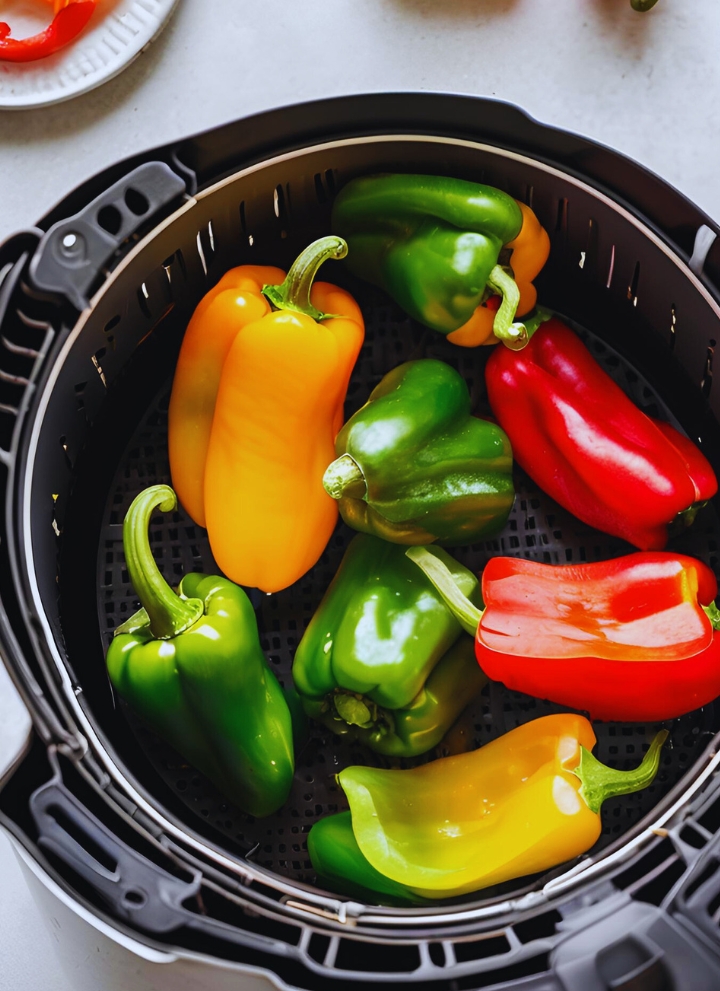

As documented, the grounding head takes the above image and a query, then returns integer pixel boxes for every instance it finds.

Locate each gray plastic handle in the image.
[29,162,188,312]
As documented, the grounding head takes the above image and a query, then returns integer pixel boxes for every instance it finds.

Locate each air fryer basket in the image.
[5,96,720,989]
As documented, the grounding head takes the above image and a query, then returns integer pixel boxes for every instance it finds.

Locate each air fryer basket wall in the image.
[5,97,720,989]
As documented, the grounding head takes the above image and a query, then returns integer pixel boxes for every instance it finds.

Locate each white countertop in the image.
[2,1,720,988]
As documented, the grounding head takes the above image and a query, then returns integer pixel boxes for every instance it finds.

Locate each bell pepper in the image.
[407,545,720,722]
[0,2,96,62]
[106,486,295,818]
[322,359,515,546]
[292,534,486,756]
[331,173,550,348]
[309,714,668,901]
[485,317,718,550]
[168,237,364,593]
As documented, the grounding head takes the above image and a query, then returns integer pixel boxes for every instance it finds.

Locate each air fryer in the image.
[2,94,720,991]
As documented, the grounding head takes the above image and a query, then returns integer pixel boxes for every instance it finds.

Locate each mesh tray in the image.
[96,284,720,897]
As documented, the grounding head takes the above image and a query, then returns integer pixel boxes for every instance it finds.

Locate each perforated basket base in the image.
[97,287,720,901]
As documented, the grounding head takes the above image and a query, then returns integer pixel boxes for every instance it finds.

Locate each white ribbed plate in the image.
[0,0,179,110]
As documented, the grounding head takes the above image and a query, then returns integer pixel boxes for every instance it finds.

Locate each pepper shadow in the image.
[391,0,521,18]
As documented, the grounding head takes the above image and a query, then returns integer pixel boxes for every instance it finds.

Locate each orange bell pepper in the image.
[447,202,551,348]
[169,237,364,593]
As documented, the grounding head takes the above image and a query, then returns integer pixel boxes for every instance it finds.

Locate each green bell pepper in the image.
[106,485,295,818]
[331,173,525,341]
[292,534,486,757]
[323,359,515,546]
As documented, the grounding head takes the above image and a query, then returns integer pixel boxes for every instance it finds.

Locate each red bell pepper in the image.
[407,546,720,722]
[485,317,717,550]
[0,3,96,63]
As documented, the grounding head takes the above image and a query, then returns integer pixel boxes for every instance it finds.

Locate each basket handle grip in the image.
[28,162,189,312]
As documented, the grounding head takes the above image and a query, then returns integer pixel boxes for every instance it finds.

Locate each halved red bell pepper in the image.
[407,546,720,722]
[0,2,96,63]
[485,317,718,550]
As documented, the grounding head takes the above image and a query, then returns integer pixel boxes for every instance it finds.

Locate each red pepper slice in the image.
[485,318,718,550]
[0,3,96,63]
[407,546,720,723]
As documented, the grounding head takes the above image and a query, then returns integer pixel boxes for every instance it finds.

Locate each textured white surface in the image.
[0,0,179,109]
[2,0,720,988]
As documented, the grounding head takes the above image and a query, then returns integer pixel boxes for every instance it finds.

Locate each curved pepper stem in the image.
[122,485,204,641]
[323,454,367,500]
[573,730,668,815]
[486,265,526,350]
[405,546,482,637]
[262,236,348,321]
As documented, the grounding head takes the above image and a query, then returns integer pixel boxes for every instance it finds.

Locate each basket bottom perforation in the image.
[93,288,720,903]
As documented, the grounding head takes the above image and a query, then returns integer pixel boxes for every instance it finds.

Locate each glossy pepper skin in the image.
[169,237,365,593]
[0,2,96,62]
[309,715,667,901]
[485,317,718,550]
[106,486,295,818]
[408,546,720,722]
[323,359,515,546]
[331,174,550,349]
[292,534,486,757]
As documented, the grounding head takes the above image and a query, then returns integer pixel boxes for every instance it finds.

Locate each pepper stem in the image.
[122,485,204,641]
[262,236,348,321]
[631,0,659,10]
[703,601,720,631]
[486,265,527,349]
[323,455,367,500]
[572,730,668,815]
[405,546,482,636]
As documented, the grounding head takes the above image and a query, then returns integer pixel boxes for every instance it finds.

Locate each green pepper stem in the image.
[572,730,668,815]
[703,601,720,631]
[631,0,658,9]
[405,546,482,636]
[486,265,526,349]
[323,455,367,500]
[262,236,348,321]
[122,485,204,641]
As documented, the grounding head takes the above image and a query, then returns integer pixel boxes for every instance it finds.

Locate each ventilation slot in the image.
[683,859,719,902]
[314,173,328,204]
[555,197,568,234]
[701,339,715,398]
[606,244,616,289]
[58,435,72,471]
[137,284,152,320]
[453,933,511,963]
[334,938,420,974]
[91,348,107,387]
[45,803,118,874]
[627,261,640,307]
[74,381,87,413]
[669,303,677,351]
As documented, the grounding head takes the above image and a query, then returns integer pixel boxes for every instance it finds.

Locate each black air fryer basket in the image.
[4,94,720,991]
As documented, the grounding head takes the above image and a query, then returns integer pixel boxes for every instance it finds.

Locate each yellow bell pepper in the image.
[311,714,667,901]
[168,237,364,593]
